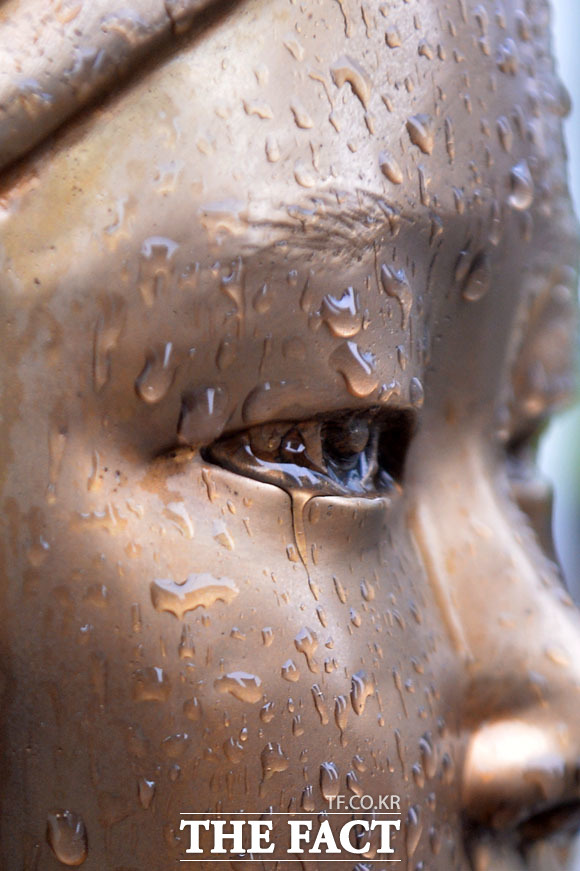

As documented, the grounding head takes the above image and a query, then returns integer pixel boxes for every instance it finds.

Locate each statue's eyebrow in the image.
[236,191,418,261]
[0,0,241,174]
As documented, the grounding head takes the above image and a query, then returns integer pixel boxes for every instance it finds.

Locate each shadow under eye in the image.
[203,408,416,499]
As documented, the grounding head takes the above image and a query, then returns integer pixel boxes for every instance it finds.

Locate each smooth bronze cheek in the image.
[0,0,579,869]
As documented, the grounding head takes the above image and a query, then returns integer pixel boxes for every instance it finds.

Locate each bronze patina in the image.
[0,0,579,868]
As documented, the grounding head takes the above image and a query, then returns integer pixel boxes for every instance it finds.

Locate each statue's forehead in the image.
[0,0,576,447]
[0,0,566,193]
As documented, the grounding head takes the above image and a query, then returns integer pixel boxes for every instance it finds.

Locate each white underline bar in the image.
[179,812,401,815]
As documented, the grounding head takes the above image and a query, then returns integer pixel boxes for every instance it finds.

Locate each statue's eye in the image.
[203,409,416,499]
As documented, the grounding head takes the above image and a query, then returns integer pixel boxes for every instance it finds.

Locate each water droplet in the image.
[474,4,489,34]
[283,34,305,61]
[360,579,375,601]
[551,79,572,118]
[132,667,171,702]
[454,249,471,283]
[242,380,306,425]
[223,736,245,763]
[320,761,340,801]
[496,116,513,152]
[290,99,314,129]
[83,584,109,608]
[162,732,190,759]
[419,734,438,779]
[489,199,502,246]
[405,805,423,860]
[350,607,362,627]
[93,295,126,392]
[379,380,401,403]
[164,502,195,539]
[385,26,402,48]
[295,627,319,673]
[451,186,464,215]
[138,237,179,306]
[243,99,274,119]
[444,117,455,163]
[150,574,238,619]
[137,777,156,809]
[393,667,408,717]
[286,541,299,562]
[379,151,404,184]
[395,728,406,776]
[429,824,442,855]
[350,670,375,715]
[216,336,238,371]
[292,713,305,736]
[409,377,424,408]
[331,341,378,398]
[496,37,518,75]
[462,252,492,302]
[220,257,245,309]
[333,576,347,604]
[321,286,362,337]
[183,696,202,721]
[507,160,534,210]
[294,159,317,188]
[265,134,281,163]
[213,519,235,551]
[253,282,273,314]
[515,10,531,41]
[131,603,142,634]
[28,533,51,567]
[281,659,301,682]
[260,700,275,723]
[301,785,315,811]
[412,763,425,789]
[545,645,570,667]
[330,56,372,108]
[380,264,413,329]
[260,742,289,781]
[135,342,175,403]
[178,386,229,445]
[442,751,455,784]
[311,683,329,724]
[346,769,364,796]
[406,114,434,155]
[215,672,263,703]
[46,810,88,866]
[335,694,348,744]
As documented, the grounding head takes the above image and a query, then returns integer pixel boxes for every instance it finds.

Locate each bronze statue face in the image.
[0,0,579,868]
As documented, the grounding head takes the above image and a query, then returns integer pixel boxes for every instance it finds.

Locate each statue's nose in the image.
[463,718,580,836]
[408,436,580,844]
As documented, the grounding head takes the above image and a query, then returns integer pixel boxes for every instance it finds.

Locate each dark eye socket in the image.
[203,408,416,499]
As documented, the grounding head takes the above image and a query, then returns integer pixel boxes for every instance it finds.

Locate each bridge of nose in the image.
[407,431,580,829]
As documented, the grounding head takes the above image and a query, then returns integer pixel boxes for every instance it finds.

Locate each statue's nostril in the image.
[517,799,580,845]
